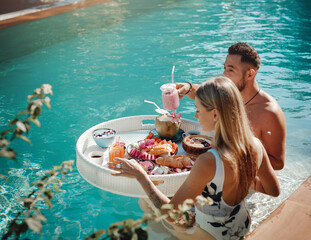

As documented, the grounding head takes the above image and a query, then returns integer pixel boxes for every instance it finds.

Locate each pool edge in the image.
[0,0,112,30]
[245,175,311,240]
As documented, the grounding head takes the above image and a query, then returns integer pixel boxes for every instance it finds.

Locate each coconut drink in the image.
[155,114,181,139]
[146,66,182,139]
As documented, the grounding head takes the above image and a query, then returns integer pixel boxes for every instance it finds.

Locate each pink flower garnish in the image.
[170,112,181,123]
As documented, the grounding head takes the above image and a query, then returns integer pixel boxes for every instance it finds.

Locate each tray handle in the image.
[140,115,156,129]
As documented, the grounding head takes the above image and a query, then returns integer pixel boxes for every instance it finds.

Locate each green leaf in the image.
[183,199,194,205]
[16,134,32,144]
[36,93,45,99]
[20,197,34,209]
[41,195,52,209]
[60,169,68,175]
[16,120,27,132]
[83,229,106,240]
[23,121,31,133]
[41,176,48,181]
[161,204,173,210]
[51,181,59,192]
[0,138,10,148]
[153,208,162,218]
[14,127,23,135]
[168,211,179,221]
[29,117,41,128]
[131,233,138,240]
[153,214,168,222]
[1,129,12,138]
[55,177,63,187]
[17,110,29,117]
[25,216,43,234]
[44,189,53,199]
[123,219,134,228]
[36,213,47,223]
[27,102,35,111]
[32,181,44,189]
[19,222,29,234]
[33,106,42,118]
[9,118,18,127]
[42,97,51,109]
[183,211,190,223]
[0,148,17,160]
[134,227,148,240]
[45,170,55,176]
[178,201,193,212]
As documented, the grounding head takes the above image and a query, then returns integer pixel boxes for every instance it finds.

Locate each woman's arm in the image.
[253,146,280,197]
[110,158,170,208]
[110,152,216,209]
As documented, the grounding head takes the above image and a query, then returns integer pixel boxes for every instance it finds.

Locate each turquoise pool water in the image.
[0,0,310,239]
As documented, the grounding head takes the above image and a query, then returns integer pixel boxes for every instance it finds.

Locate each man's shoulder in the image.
[246,90,286,132]
[258,90,284,118]
[248,90,283,117]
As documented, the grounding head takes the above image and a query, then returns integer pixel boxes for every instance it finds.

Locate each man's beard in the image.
[237,72,247,92]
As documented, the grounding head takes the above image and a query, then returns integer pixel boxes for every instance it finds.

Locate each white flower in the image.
[35,88,41,94]
[41,84,52,95]
[44,96,51,104]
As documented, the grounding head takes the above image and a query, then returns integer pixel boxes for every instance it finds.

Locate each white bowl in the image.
[92,128,116,148]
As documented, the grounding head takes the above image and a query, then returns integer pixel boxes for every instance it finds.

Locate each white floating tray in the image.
[76,115,208,198]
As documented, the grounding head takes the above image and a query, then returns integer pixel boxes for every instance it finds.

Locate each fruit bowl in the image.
[182,135,212,156]
[92,128,116,148]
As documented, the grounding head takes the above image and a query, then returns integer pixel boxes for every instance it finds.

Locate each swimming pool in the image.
[0,0,310,239]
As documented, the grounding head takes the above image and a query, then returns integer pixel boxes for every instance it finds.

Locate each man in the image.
[176,42,286,170]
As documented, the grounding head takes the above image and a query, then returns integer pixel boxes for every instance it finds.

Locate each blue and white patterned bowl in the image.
[92,128,116,148]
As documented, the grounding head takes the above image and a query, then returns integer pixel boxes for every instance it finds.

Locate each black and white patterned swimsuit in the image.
[195,144,262,240]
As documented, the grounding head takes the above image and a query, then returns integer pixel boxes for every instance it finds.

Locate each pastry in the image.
[156,155,193,168]
[149,144,172,156]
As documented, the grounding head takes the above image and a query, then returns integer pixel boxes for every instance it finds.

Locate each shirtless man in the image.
[176,42,286,170]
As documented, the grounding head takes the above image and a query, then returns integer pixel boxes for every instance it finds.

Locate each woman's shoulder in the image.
[192,150,217,177]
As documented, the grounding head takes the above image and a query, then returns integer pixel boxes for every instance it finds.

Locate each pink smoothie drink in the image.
[161,83,180,110]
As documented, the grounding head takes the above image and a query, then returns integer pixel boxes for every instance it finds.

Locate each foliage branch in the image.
[0,84,53,161]
[84,196,213,240]
[1,160,74,240]
[0,84,73,239]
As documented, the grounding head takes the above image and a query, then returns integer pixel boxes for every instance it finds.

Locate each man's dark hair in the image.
[228,42,261,70]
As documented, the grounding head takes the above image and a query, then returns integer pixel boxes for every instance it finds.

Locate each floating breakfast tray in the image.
[76,115,209,198]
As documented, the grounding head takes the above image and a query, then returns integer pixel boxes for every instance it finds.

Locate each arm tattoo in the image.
[149,191,163,209]
[145,181,164,209]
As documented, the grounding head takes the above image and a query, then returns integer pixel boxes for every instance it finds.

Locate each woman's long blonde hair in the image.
[196,76,258,198]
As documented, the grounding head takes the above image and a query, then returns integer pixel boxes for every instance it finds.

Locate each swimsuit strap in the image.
[208,149,225,192]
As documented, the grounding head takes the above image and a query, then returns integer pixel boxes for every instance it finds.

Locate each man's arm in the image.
[175,82,200,100]
[259,107,286,170]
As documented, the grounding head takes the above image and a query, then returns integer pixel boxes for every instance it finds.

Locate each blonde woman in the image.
[109,76,280,240]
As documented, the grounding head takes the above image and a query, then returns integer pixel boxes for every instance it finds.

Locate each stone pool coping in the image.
[0,0,111,30]
[246,175,311,240]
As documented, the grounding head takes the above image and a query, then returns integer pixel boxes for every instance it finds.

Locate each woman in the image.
[109,76,280,240]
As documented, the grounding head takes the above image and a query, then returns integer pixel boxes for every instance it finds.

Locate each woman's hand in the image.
[108,158,147,179]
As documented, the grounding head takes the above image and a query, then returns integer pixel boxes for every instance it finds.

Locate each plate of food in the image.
[150,155,196,175]
[127,137,178,161]
[132,155,196,175]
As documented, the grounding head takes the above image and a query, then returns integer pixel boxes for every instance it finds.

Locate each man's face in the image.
[223,54,247,91]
